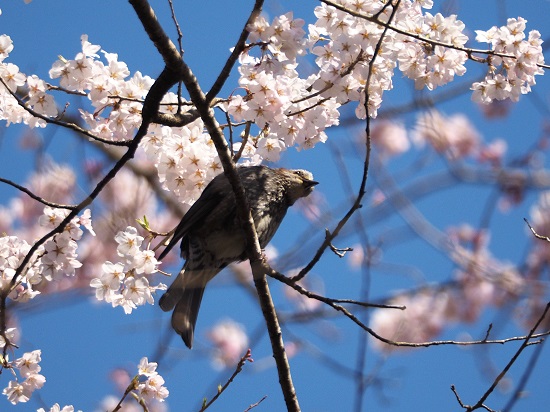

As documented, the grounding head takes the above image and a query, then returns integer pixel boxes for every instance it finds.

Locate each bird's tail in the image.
[171,286,205,348]
[159,266,220,348]
[159,267,186,312]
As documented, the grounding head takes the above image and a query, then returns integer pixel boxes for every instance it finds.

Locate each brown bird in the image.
[158,165,318,348]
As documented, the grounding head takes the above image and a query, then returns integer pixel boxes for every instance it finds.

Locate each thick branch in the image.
[129,1,300,410]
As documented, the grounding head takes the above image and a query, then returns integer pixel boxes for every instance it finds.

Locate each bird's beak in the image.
[305,180,319,188]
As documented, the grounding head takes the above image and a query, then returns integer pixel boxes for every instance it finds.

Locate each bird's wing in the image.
[159,174,231,260]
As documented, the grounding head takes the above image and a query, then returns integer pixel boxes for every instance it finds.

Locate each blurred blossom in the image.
[447,224,489,250]
[96,396,141,412]
[529,191,550,234]
[526,191,550,279]
[479,100,512,118]
[370,189,386,206]
[370,120,410,158]
[413,110,480,159]
[101,168,158,218]
[347,243,382,269]
[498,170,527,211]
[28,163,76,205]
[19,129,42,149]
[347,244,365,269]
[370,224,526,351]
[109,368,131,393]
[478,139,507,166]
[284,341,301,358]
[295,190,325,222]
[207,319,249,369]
[449,224,525,313]
[370,291,449,352]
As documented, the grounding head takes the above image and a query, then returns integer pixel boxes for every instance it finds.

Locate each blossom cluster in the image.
[38,207,94,282]
[207,319,249,369]
[222,1,530,164]
[0,235,33,301]
[49,35,153,141]
[142,119,226,206]
[1,348,45,404]
[0,35,57,128]
[38,404,79,412]
[0,4,545,205]
[135,357,169,403]
[366,225,525,351]
[90,226,166,313]
[0,207,93,304]
[226,12,336,162]
[472,17,544,103]
[95,357,168,411]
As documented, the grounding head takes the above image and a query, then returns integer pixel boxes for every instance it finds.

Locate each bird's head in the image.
[280,168,319,204]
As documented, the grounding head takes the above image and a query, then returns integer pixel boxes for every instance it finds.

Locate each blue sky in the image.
[2,1,550,411]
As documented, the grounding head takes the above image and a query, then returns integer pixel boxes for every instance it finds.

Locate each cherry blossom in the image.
[90,226,165,314]
[37,404,79,412]
[2,349,46,404]
[207,319,249,369]
[0,1,548,407]
[135,357,169,403]
[473,17,544,103]
[370,120,410,158]
[412,110,481,159]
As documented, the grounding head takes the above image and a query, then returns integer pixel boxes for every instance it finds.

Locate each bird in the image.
[158,165,318,348]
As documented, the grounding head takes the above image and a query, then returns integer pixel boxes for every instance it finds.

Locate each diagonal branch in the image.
[2,65,179,357]
[0,177,76,210]
[451,302,550,411]
[0,77,131,147]
[129,1,300,410]
[291,0,401,283]
[205,0,264,102]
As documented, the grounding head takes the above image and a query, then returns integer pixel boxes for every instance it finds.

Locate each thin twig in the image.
[0,177,76,210]
[292,0,399,283]
[112,376,139,412]
[199,349,254,412]
[0,77,132,147]
[243,395,268,412]
[524,218,550,241]
[503,337,547,411]
[270,266,550,348]
[320,0,550,70]
[451,302,550,411]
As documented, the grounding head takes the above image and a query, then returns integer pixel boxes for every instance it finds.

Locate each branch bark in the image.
[129,1,300,410]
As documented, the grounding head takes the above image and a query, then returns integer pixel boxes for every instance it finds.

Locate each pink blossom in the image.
[371,120,410,158]
[208,319,249,369]
[413,110,480,159]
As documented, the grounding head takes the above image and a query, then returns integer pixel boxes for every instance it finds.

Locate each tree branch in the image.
[129,1,300,410]
[451,302,550,411]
